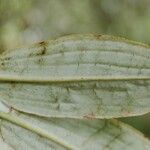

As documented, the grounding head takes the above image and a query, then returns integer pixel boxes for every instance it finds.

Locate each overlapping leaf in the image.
[0,34,149,118]
[0,111,150,150]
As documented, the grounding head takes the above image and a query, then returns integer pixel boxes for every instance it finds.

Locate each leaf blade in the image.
[0,80,150,118]
[0,112,150,150]
[0,34,150,118]
[0,34,150,81]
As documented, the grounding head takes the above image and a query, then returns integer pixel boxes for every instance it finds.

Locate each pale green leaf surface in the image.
[0,34,150,118]
[0,136,13,150]
[0,111,150,150]
[0,80,150,119]
[0,34,150,80]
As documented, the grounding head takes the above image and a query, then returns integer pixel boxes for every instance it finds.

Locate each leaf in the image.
[0,111,150,150]
[0,135,13,150]
[0,34,150,118]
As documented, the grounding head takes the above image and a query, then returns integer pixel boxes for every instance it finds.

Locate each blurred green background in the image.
[0,0,149,137]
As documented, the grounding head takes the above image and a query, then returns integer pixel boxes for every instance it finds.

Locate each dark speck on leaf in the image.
[4,57,11,61]
[29,41,48,57]
[1,62,5,66]
[94,34,102,39]
[38,41,48,55]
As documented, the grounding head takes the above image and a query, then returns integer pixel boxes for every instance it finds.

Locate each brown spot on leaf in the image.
[4,57,11,61]
[38,41,48,55]
[1,62,5,66]
[0,62,6,70]
[83,112,95,120]
[29,41,48,57]
[94,34,102,39]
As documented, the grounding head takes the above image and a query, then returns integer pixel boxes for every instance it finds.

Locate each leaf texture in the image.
[0,34,150,149]
[0,34,150,118]
[0,111,150,150]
